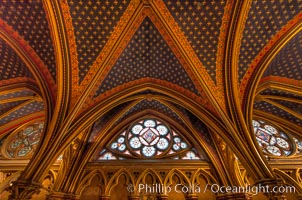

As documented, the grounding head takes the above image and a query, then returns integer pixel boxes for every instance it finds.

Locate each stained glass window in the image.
[3,122,44,159]
[253,120,302,157]
[97,118,202,160]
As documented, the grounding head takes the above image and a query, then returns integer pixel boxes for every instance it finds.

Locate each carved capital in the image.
[8,179,41,200]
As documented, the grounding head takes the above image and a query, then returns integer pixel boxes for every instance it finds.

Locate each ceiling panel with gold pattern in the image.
[0,0,56,81]
[163,0,226,83]
[67,0,131,83]
[239,0,302,82]
[0,101,44,126]
[0,38,34,80]
[117,99,185,126]
[263,31,302,80]
[254,101,302,126]
[94,17,200,97]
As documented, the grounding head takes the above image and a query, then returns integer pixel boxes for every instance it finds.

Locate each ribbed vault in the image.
[0,1,301,200]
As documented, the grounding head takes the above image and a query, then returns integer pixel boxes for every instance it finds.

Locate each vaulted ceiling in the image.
[0,0,302,186]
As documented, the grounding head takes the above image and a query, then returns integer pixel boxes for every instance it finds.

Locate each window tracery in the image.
[253,120,302,157]
[97,118,202,160]
[2,122,44,159]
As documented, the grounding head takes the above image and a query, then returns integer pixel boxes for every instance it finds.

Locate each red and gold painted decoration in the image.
[0,1,302,199]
